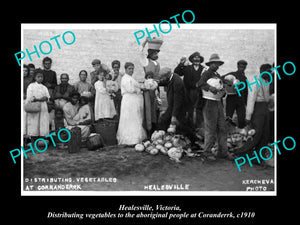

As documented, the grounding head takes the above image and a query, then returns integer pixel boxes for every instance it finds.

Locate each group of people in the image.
[23,57,123,143]
[23,37,274,161]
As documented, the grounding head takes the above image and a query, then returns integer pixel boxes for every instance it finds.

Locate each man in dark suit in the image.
[157,67,198,148]
[222,59,248,129]
[174,52,205,129]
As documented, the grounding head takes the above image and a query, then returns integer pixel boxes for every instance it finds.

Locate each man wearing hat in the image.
[196,54,229,160]
[222,60,248,129]
[158,67,198,149]
[174,52,205,130]
[140,37,163,137]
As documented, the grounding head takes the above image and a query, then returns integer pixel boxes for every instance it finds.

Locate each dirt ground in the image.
[23,144,274,192]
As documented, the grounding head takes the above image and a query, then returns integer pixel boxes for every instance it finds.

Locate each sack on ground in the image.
[87,133,104,150]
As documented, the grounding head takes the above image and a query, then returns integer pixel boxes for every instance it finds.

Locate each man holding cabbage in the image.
[196,53,230,161]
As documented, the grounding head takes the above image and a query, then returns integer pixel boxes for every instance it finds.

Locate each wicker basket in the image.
[94,119,118,146]
[86,133,104,150]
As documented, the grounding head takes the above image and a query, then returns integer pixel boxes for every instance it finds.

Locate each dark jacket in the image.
[42,69,57,90]
[53,83,75,102]
[174,63,204,89]
[158,73,197,143]
[223,70,248,104]
[164,73,187,120]
[197,67,223,90]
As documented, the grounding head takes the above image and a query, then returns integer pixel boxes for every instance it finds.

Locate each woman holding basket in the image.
[24,68,50,138]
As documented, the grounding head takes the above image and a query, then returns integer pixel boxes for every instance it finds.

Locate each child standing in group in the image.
[90,59,110,86]
[94,68,117,121]
[50,108,68,149]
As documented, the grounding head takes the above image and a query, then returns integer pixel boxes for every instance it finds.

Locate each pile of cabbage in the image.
[135,125,257,161]
[226,128,256,151]
[224,74,240,86]
[135,126,191,163]
[142,79,158,90]
[207,77,224,90]
[208,128,256,155]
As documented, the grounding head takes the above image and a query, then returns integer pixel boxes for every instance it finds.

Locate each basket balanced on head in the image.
[147,38,163,50]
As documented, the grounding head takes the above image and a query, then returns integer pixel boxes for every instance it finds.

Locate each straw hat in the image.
[205,53,224,66]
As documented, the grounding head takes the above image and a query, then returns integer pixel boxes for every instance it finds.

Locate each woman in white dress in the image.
[117,62,147,145]
[94,69,116,121]
[25,69,50,137]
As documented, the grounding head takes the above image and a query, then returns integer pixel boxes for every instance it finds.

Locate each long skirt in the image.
[117,93,147,145]
[94,93,116,121]
[25,101,49,137]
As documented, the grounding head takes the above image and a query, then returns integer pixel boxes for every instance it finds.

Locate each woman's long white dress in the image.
[25,82,50,136]
[94,80,116,120]
[117,74,147,145]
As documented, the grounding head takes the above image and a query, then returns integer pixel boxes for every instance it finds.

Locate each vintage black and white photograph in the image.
[21,24,276,195]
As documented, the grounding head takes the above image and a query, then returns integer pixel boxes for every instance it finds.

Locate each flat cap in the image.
[91,59,101,65]
[237,59,248,65]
